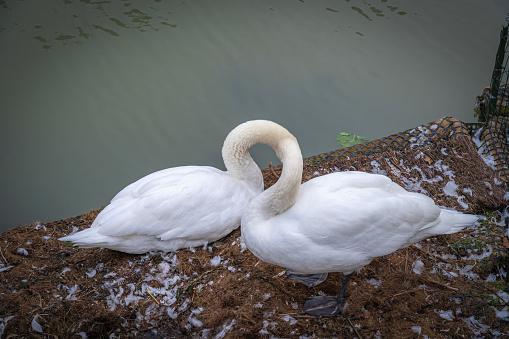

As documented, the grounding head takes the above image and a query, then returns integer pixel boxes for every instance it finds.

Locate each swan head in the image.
[230,121,303,218]
[221,120,299,187]
[222,120,297,154]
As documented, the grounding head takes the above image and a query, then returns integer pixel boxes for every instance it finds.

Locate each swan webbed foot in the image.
[301,273,351,318]
[302,296,343,318]
[286,269,328,288]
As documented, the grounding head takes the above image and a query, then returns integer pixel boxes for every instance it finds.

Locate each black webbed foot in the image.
[286,269,328,288]
[302,296,344,318]
[301,273,351,318]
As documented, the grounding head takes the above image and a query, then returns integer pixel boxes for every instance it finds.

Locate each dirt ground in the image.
[1,139,509,338]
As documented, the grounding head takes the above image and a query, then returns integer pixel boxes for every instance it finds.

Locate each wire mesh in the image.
[472,17,509,183]
[304,117,471,166]
[428,219,508,327]
[451,291,493,319]
[450,289,507,333]
[429,220,506,274]
[481,116,509,182]
[476,22,509,122]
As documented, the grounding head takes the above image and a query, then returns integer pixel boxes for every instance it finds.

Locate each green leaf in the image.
[336,132,369,148]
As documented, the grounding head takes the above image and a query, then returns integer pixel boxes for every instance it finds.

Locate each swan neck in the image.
[222,120,287,189]
[223,120,303,217]
[264,137,303,215]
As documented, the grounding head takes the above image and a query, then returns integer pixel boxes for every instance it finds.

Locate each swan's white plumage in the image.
[59,120,289,254]
[241,123,479,276]
[93,167,253,239]
[61,167,258,253]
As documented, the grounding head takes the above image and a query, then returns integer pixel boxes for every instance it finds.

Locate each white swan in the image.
[240,121,479,318]
[59,120,284,254]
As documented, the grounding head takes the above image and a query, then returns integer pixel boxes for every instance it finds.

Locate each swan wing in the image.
[307,171,407,193]
[109,166,202,201]
[279,172,442,257]
[92,166,257,241]
[248,171,475,274]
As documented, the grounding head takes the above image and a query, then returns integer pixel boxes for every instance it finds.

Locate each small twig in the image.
[193,254,203,266]
[425,279,458,291]
[81,288,98,298]
[257,276,299,301]
[240,313,258,326]
[277,312,300,317]
[346,316,362,339]
[297,314,318,319]
[279,313,315,319]
[0,246,9,265]
[391,288,423,298]
[269,162,280,179]
[405,249,408,272]
[146,288,161,305]
[193,268,216,282]
[411,244,456,264]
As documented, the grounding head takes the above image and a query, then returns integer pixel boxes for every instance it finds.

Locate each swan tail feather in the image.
[437,209,479,235]
[59,228,110,248]
[409,209,478,245]
[59,228,200,254]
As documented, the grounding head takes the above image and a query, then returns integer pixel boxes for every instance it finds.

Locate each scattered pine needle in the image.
[146,288,160,305]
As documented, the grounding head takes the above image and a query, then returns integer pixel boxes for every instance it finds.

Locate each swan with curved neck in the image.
[60,120,286,254]
[240,121,478,318]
